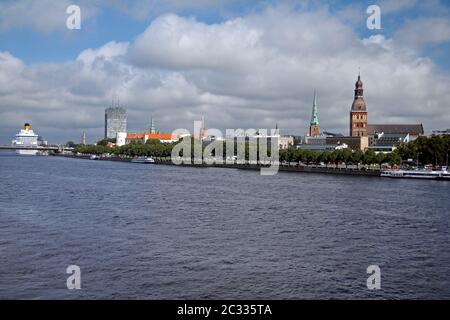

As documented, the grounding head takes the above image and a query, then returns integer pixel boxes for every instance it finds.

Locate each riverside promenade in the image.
[54,154,382,177]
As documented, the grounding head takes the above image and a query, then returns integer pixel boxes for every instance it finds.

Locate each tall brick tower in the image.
[350,72,368,137]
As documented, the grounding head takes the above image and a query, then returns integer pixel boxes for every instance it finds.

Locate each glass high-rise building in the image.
[105,107,127,139]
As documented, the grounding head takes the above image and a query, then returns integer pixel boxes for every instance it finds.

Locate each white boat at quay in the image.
[131,156,155,164]
[381,167,450,180]
[11,123,39,155]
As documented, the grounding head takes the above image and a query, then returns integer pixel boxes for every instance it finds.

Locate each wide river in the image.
[1,152,449,299]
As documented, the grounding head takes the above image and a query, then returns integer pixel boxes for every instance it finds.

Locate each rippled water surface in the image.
[1,153,450,299]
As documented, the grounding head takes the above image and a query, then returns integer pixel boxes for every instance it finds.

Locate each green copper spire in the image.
[310,90,319,126]
[150,116,155,134]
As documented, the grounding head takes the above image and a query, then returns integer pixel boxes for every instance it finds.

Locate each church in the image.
[347,73,424,152]
[349,73,368,137]
[349,73,423,141]
[302,72,424,152]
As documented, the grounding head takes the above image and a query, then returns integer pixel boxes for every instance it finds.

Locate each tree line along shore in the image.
[71,134,450,168]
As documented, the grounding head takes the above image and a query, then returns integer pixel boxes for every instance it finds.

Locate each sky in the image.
[1,0,450,144]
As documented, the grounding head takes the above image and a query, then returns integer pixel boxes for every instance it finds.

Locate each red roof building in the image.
[126,132,179,144]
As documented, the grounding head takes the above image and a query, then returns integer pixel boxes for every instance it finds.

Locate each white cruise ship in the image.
[11,123,39,155]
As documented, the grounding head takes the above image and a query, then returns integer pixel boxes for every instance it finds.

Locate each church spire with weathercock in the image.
[310,90,319,126]
[150,116,155,134]
[350,71,368,137]
[309,90,320,137]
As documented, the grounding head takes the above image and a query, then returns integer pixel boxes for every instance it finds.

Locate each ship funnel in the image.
[24,123,31,130]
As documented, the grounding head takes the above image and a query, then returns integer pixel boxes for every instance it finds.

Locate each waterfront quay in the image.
[54,154,381,177]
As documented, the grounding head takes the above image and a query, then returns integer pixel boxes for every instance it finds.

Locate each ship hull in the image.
[131,157,155,164]
[381,170,449,180]
[16,149,38,156]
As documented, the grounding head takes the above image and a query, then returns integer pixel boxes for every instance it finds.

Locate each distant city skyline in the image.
[1,0,450,144]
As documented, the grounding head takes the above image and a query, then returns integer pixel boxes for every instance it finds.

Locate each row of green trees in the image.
[114,140,175,157]
[74,140,175,158]
[279,148,401,168]
[74,138,404,168]
[72,134,450,168]
[396,135,450,166]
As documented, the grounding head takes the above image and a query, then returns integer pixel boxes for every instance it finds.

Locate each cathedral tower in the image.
[350,73,368,137]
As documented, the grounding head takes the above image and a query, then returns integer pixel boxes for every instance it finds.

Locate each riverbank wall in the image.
[54,154,381,177]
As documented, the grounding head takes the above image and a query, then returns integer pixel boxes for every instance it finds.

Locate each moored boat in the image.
[11,123,39,155]
[381,167,449,180]
[131,156,155,164]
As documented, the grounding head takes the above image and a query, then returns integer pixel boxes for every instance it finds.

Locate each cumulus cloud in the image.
[130,14,265,71]
[1,5,450,144]
[394,17,450,49]
[0,0,241,34]
[77,41,129,64]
